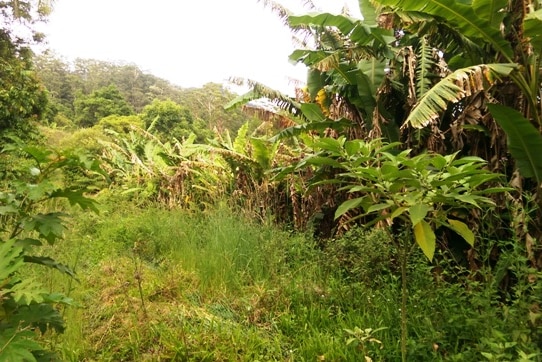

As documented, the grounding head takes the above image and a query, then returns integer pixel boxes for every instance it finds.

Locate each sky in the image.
[37,0,361,95]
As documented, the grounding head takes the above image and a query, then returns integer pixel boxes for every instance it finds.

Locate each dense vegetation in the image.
[1,0,541,361]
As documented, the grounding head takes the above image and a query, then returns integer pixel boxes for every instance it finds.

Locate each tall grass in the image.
[32,193,542,361]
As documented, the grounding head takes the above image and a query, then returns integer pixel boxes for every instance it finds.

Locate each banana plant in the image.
[100,126,229,207]
[373,0,542,187]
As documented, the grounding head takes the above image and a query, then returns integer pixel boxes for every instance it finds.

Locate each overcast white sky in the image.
[38,0,361,95]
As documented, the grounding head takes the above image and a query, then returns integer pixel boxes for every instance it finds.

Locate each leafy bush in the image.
[324,227,396,285]
[98,114,144,133]
[58,127,111,154]
[74,85,134,127]
[0,141,102,360]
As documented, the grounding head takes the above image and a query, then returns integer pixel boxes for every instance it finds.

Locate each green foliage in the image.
[57,127,111,155]
[0,30,48,139]
[488,103,542,184]
[378,0,513,59]
[178,83,251,134]
[0,140,102,359]
[98,114,144,134]
[96,124,229,206]
[34,55,254,136]
[140,99,212,142]
[297,137,507,260]
[293,136,510,360]
[74,85,134,127]
[325,227,395,285]
[28,199,541,361]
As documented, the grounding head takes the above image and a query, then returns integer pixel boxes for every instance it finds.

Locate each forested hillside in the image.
[34,54,253,136]
[1,0,541,361]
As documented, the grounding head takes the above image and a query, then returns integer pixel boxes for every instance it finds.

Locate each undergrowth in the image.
[31,191,542,361]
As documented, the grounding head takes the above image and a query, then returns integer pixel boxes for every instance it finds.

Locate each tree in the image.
[140,99,212,142]
[0,31,48,137]
[177,83,251,134]
[74,85,134,127]
[34,52,78,120]
[0,0,52,138]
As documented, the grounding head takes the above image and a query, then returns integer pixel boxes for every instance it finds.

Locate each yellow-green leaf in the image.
[413,220,436,261]
[408,203,431,225]
[447,219,475,246]
[390,206,408,220]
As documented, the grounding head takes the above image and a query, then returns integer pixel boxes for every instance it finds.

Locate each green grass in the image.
[30,195,542,361]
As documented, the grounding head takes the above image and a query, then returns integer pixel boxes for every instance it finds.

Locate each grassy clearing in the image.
[32,194,542,361]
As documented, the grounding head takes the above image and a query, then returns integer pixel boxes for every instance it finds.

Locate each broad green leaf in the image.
[51,189,100,213]
[27,182,54,201]
[447,219,475,246]
[358,59,386,96]
[303,156,343,168]
[21,145,53,163]
[430,154,447,170]
[359,0,378,26]
[450,155,486,165]
[224,90,257,110]
[381,163,399,176]
[353,68,378,127]
[390,206,408,220]
[251,138,274,170]
[289,49,329,67]
[10,303,66,334]
[24,213,66,244]
[466,173,501,188]
[413,220,436,261]
[300,103,327,122]
[0,239,24,280]
[472,186,513,194]
[335,197,366,219]
[376,0,513,60]
[269,118,352,142]
[10,278,45,305]
[306,69,325,99]
[488,103,542,184]
[42,293,75,305]
[367,202,392,213]
[24,256,78,280]
[289,13,357,36]
[524,9,542,54]
[0,329,41,362]
[14,238,42,248]
[345,186,380,193]
[454,194,483,207]
[473,0,507,28]
[314,137,345,154]
[345,140,362,157]
[408,203,431,225]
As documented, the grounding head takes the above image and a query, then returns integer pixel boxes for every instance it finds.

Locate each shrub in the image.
[324,227,396,286]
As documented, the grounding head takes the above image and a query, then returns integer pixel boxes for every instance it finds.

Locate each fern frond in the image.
[404,63,517,128]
